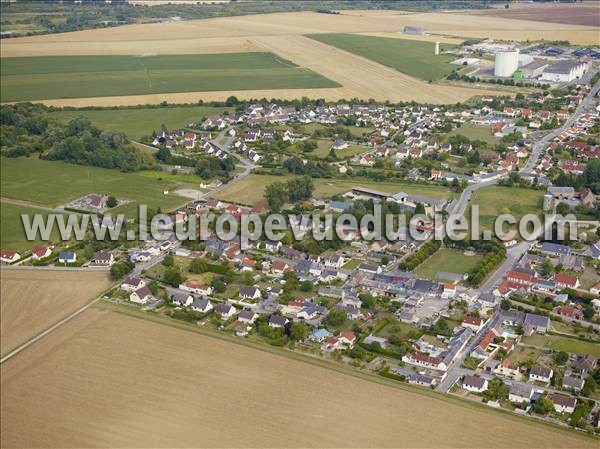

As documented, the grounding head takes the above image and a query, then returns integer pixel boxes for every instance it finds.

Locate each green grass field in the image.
[212,174,453,206]
[0,203,65,252]
[447,124,499,146]
[523,334,600,358]
[0,157,195,216]
[468,186,543,231]
[0,53,339,102]
[49,106,228,141]
[415,248,484,280]
[307,34,456,81]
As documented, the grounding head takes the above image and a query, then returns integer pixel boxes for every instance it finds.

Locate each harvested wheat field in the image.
[467,2,600,27]
[0,269,112,357]
[1,9,597,105]
[1,306,596,448]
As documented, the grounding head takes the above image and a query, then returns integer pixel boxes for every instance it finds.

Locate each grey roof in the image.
[524,313,550,329]
[563,375,585,389]
[549,393,576,408]
[238,309,256,320]
[541,242,571,255]
[545,60,583,75]
[463,375,486,389]
[239,286,259,297]
[510,382,534,399]
[269,314,288,326]
[530,365,552,378]
[521,60,549,71]
[192,298,210,310]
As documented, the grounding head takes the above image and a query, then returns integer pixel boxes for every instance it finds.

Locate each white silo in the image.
[434,42,440,55]
[494,49,520,77]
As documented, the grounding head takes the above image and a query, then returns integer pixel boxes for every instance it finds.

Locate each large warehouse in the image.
[520,60,549,78]
[541,60,588,82]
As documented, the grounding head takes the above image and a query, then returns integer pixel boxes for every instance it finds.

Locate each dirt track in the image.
[2,306,597,448]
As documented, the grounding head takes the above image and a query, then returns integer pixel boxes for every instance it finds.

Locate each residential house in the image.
[58,251,76,264]
[562,374,585,392]
[239,286,261,300]
[121,276,145,292]
[191,298,213,313]
[462,315,483,332]
[180,281,213,296]
[238,310,259,325]
[553,305,583,320]
[553,274,580,290]
[31,246,51,260]
[549,394,576,414]
[130,286,153,305]
[462,375,488,393]
[529,365,553,384]
[268,314,289,328]
[93,251,114,266]
[214,303,237,320]
[509,383,534,404]
[171,292,194,307]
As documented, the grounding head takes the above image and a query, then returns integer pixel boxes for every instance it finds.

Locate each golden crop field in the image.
[8,8,598,105]
[0,269,112,357]
[1,306,596,448]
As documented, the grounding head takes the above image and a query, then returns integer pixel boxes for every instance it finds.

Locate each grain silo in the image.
[494,49,520,77]
[435,42,440,55]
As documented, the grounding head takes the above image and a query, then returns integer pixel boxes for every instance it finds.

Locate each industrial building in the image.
[494,49,520,77]
[541,60,587,82]
[520,60,549,78]
[403,26,425,35]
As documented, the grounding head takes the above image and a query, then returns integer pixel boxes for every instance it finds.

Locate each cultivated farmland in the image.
[0,157,194,215]
[307,34,456,81]
[0,53,338,102]
[0,269,112,357]
[1,305,595,448]
[49,105,228,141]
[213,174,453,206]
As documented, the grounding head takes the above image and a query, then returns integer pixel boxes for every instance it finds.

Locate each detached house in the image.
[31,246,51,260]
[239,286,261,300]
[214,303,237,320]
[529,365,553,384]
[549,394,576,414]
[462,375,488,393]
[130,286,153,305]
[121,276,145,292]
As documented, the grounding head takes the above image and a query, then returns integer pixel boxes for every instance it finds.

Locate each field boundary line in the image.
[0,283,115,364]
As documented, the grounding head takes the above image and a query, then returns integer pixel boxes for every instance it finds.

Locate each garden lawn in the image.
[468,186,543,232]
[522,334,600,358]
[415,248,483,281]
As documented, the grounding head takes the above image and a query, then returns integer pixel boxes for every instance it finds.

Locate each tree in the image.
[556,202,571,216]
[109,260,134,280]
[163,267,185,287]
[162,253,174,267]
[540,257,553,277]
[325,308,347,327]
[483,378,509,402]
[290,322,309,341]
[553,351,569,365]
[300,280,313,292]
[358,293,375,309]
[264,181,288,212]
[500,298,511,310]
[106,195,117,208]
[189,258,208,274]
[582,376,597,397]
[532,396,554,415]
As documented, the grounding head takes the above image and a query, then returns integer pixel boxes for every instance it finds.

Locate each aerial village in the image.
[2,39,600,434]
